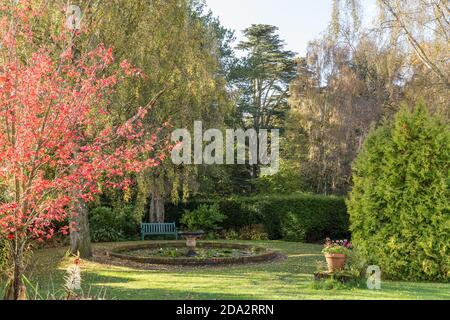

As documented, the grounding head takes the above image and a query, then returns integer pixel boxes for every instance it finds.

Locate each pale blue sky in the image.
[205,0,377,56]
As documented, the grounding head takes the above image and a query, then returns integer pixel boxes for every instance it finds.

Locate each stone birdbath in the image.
[178,231,205,257]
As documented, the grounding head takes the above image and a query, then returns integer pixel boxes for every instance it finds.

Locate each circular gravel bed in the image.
[108,242,279,266]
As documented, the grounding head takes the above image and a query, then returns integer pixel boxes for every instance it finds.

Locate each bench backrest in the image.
[141,223,176,234]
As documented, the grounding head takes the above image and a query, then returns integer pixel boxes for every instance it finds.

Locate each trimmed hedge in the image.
[166,194,349,242]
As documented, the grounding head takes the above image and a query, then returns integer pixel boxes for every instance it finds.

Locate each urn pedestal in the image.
[178,231,205,257]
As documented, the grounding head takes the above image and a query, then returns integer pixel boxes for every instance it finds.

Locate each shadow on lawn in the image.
[72,271,314,300]
[31,249,317,299]
[23,242,324,300]
[73,270,450,300]
[11,241,449,300]
[26,259,450,300]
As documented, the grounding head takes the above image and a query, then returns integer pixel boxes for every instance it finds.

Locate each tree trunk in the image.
[4,241,27,300]
[252,163,259,179]
[68,29,92,259]
[149,190,165,223]
[70,198,92,258]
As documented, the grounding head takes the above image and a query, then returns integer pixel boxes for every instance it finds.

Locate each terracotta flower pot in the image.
[324,253,346,272]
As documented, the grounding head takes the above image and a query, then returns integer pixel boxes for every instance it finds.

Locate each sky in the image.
[205,0,377,56]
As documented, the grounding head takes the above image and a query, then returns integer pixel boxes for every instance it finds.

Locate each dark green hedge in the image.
[166,194,349,242]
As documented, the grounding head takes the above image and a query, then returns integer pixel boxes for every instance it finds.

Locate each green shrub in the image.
[345,249,371,279]
[348,104,450,281]
[168,193,349,242]
[203,231,219,240]
[180,204,226,231]
[309,277,365,290]
[91,227,124,243]
[224,229,239,240]
[281,212,306,241]
[113,205,140,236]
[89,205,139,242]
[239,224,269,240]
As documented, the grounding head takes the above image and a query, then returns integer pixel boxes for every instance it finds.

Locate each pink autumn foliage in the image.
[0,2,169,242]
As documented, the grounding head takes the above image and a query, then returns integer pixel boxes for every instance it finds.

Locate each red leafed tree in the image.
[0,2,169,299]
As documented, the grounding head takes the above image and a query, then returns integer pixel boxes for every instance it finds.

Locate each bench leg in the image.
[141,233,145,241]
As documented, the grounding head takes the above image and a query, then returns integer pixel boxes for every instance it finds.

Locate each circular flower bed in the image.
[108,242,278,266]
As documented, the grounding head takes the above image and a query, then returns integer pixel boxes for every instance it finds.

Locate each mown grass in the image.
[1,240,449,300]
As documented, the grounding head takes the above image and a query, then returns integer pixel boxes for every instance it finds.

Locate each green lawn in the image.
[2,240,449,300]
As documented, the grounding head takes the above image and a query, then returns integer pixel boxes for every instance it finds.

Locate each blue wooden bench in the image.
[140,222,178,240]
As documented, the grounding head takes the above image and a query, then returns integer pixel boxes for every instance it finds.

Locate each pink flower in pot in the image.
[322,239,352,272]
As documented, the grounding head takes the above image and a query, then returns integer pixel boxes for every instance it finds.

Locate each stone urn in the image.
[178,231,205,257]
[324,253,346,272]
